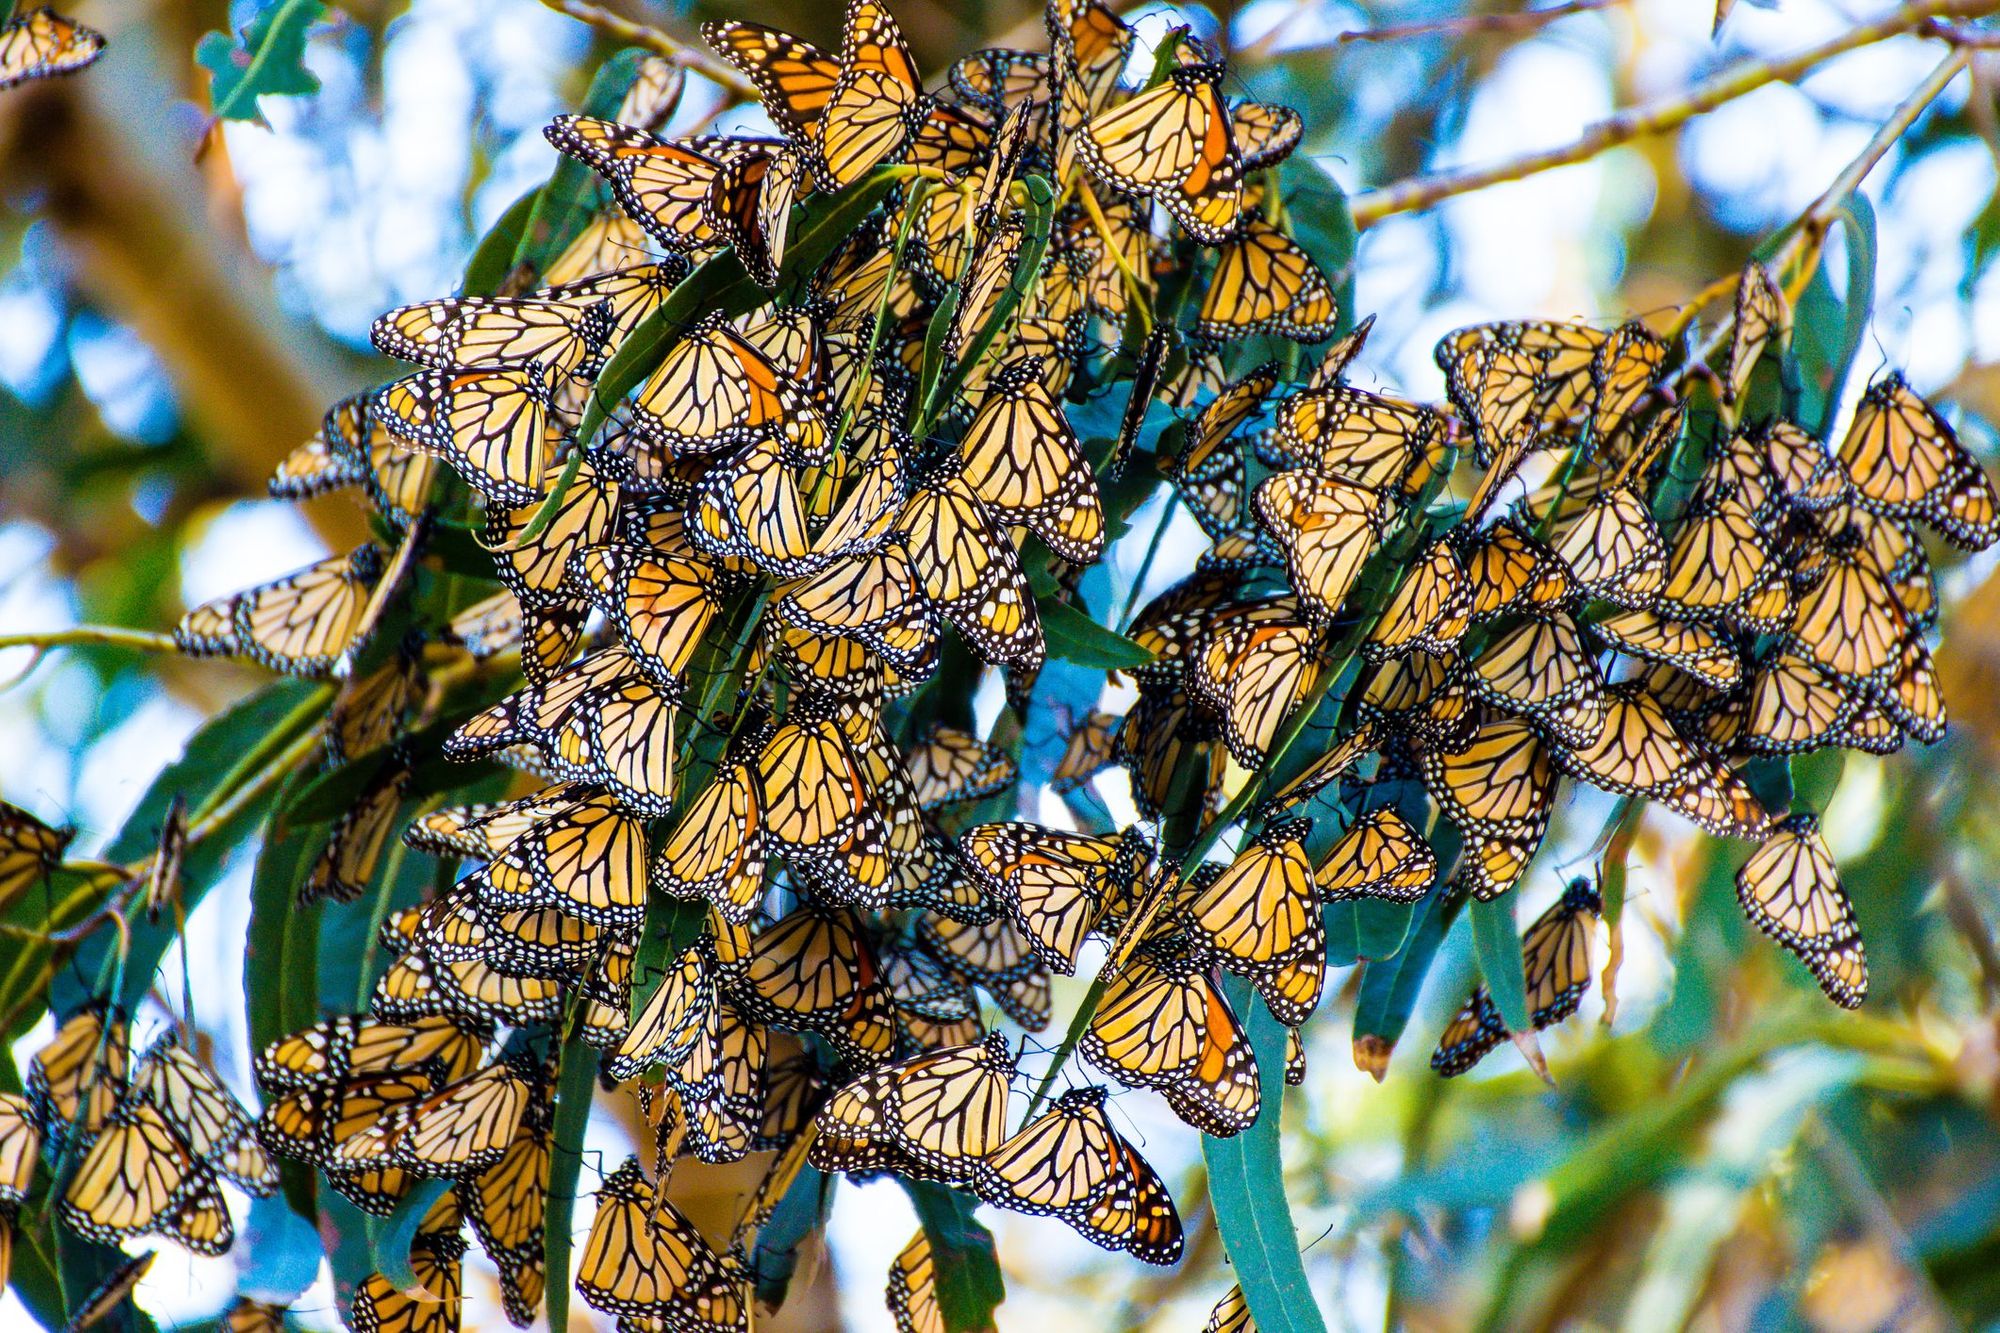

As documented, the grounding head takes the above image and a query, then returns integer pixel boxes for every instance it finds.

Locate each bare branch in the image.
[1349,0,1993,229]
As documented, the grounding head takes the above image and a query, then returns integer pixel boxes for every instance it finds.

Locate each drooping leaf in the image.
[1785,194,1877,438]
[900,1179,1006,1333]
[1471,889,1531,1032]
[1203,974,1325,1333]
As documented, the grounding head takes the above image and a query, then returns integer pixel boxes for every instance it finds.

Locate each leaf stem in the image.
[1349,0,1989,228]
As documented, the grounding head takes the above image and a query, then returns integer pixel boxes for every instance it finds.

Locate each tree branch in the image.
[534,0,761,100]
[1349,0,1993,229]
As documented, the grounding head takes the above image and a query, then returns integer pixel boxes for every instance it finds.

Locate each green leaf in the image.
[48,680,326,1022]
[1283,159,1358,336]
[751,1166,835,1309]
[1203,974,1325,1333]
[244,770,325,1219]
[1325,896,1416,967]
[1039,598,1155,669]
[509,48,659,285]
[461,187,542,299]
[196,0,326,125]
[1470,890,1531,1032]
[542,1028,599,1333]
[900,1180,1006,1333]
[237,1192,326,1306]
[1352,826,1462,1069]
[1785,194,1877,438]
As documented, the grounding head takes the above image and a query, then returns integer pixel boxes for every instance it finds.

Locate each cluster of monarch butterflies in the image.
[0,1006,277,1293]
[8,1,1994,1329]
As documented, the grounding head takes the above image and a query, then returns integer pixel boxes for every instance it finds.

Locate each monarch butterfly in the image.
[1786,525,1911,683]
[690,437,821,581]
[331,1061,530,1179]
[681,1003,774,1163]
[772,547,938,678]
[301,763,406,905]
[943,217,1024,365]
[1658,488,1775,620]
[60,1099,226,1251]
[1878,636,1946,745]
[1175,361,1278,478]
[809,1033,1015,1183]
[1735,813,1866,1008]
[958,822,1130,975]
[0,1091,37,1223]
[1077,66,1244,242]
[900,471,1045,671]
[705,144,802,287]
[222,1298,289,1333]
[957,357,1105,563]
[808,1,922,189]
[0,800,72,913]
[1316,808,1438,902]
[608,944,715,1083]
[903,725,1016,810]
[576,1156,747,1327]
[1206,1285,1253,1333]
[650,764,767,926]
[1548,480,1665,609]
[372,365,560,508]
[1364,538,1470,661]
[918,913,1053,1030]
[1232,99,1303,168]
[1192,618,1323,767]
[65,1253,157,1333]
[972,1084,1185,1264]
[1433,876,1600,1075]
[480,460,619,613]
[632,314,827,462]
[947,46,1049,118]
[1740,652,1856,755]
[728,906,897,1065]
[1263,384,1448,501]
[755,711,883,855]
[326,645,424,765]
[1050,709,1123,795]
[175,545,385,677]
[572,542,719,688]
[28,1003,130,1153]
[1081,941,1260,1137]
[1584,321,1666,448]
[473,792,649,930]
[1252,471,1386,625]
[0,7,103,90]
[371,292,614,380]
[705,21,841,139]
[350,1191,466,1329]
[882,940,985,1053]
[1721,261,1788,407]
[1418,715,1556,841]
[1257,723,1379,820]
[1458,519,1573,620]
[1182,820,1322,997]
[1836,372,1998,550]
[253,1014,489,1096]
[545,115,725,253]
[457,1074,551,1327]
[1589,607,1741,690]
[129,1032,277,1195]
[1467,612,1609,749]
[1354,649,1471,747]
[1196,213,1340,342]
[886,1229,944,1333]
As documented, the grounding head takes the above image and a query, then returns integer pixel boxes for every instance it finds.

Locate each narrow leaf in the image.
[900,1180,1006,1333]
[1039,598,1155,669]
[1471,890,1531,1032]
[1203,974,1325,1333]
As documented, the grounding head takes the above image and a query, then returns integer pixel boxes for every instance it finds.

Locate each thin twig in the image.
[1783,46,1972,301]
[1275,0,1627,56]
[1349,0,1993,228]
[0,626,182,654]
[534,0,760,101]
